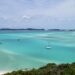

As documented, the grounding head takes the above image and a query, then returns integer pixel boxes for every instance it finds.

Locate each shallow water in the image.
[0,31,75,71]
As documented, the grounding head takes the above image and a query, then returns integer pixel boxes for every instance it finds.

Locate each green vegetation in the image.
[4,62,75,75]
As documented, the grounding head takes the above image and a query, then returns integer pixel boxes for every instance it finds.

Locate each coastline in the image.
[0,71,6,75]
[3,62,75,75]
[0,71,11,75]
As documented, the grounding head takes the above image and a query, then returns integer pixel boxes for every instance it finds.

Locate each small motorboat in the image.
[46,46,51,49]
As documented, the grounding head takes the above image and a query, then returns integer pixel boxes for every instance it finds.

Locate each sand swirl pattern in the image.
[0,31,75,72]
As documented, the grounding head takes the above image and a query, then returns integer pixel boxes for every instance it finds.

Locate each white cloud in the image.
[21,0,75,19]
[52,0,75,17]
[0,0,75,29]
[22,15,31,19]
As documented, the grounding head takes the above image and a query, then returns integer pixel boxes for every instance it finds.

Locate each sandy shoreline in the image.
[0,72,6,75]
[0,72,5,75]
[0,71,10,75]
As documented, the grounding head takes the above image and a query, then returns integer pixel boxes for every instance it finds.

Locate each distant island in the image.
[0,28,75,31]
[0,28,45,31]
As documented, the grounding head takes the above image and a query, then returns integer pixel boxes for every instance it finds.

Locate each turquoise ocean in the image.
[0,30,75,72]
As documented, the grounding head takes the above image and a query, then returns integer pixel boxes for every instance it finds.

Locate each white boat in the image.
[46,41,51,49]
[46,46,51,49]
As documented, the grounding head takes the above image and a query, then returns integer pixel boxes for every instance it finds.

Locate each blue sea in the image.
[0,30,75,72]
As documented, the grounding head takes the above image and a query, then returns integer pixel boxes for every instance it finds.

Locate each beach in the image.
[0,71,8,75]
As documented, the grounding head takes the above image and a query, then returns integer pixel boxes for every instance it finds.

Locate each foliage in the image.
[4,62,75,75]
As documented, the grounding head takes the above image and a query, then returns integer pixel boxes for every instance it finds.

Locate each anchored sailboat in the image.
[46,46,51,49]
[46,41,52,49]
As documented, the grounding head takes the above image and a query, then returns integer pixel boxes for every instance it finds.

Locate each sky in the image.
[0,0,75,29]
